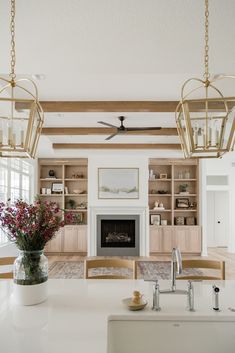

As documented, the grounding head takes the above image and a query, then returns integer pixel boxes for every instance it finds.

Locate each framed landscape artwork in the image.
[98,168,139,199]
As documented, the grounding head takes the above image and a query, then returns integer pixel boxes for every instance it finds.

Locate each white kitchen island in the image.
[1,279,235,353]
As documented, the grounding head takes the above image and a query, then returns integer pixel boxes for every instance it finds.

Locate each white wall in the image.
[87,153,150,256]
[88,154,149,207]
[0,243,18,257]
[203,152,235,253]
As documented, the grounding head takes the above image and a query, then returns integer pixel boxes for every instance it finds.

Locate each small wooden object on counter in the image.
[132,291,143,305]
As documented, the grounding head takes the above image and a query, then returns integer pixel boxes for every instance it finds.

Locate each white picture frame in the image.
[52,183,64,193]
[98,168,139,199]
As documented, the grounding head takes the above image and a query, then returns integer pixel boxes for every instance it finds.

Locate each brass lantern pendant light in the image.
[0,0,44,158]
[176,0,235,159]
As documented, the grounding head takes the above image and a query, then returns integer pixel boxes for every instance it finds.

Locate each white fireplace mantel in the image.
[88,206,149,256]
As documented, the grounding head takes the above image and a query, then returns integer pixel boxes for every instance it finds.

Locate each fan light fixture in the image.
[176,0,235,158]
[98,116,161,140]
[0,0,44,158]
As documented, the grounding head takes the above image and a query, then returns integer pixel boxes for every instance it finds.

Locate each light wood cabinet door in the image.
[77,225,87,252]
[63,225,87,252]
[174,227,189,252]
[162,227,173,252]
[149,226,201,254]
[45,229,63,252]
[174,226,201,253]
[149,227,174,253]
[150,226,162,253]
[187,226,201,253]
[63,226,78,252]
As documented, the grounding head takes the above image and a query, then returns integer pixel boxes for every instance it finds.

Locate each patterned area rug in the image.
[49,261,204,280]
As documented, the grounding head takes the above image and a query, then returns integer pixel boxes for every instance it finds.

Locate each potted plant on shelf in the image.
[0,199,67,305]
[179,184,189,195]
[67,199,76,209]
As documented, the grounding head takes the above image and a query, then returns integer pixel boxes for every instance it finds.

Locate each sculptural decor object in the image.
[49,170,56,177]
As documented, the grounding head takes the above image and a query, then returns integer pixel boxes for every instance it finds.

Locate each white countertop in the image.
[1,279,235,353]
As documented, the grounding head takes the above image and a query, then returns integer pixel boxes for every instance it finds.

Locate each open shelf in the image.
[64,178,88,181]
[174,209,197,212]
[149,209,172,212]
[149,194,171,196]
[38,158,88,225]
[149,179,172,182]
[39,194,62,197]
[174,179,197,182]
[174,194,197,197]
[148,159,199,226]
[65,194,88,196]
[40,178,63,181]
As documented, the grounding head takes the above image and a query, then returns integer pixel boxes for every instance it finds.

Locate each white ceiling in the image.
[0,0,235,156]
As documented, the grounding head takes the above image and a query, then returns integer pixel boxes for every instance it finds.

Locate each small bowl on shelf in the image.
[158,190,168,194]
[73,189,84,194]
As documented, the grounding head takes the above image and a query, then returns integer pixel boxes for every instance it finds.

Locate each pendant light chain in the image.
[0,0,44,158]
[204,0,210,82]
[10,0,16,82]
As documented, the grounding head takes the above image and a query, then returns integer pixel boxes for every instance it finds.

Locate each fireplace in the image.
[97,215,140,256]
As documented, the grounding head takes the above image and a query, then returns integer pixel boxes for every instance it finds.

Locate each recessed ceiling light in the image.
[31,74,46,80]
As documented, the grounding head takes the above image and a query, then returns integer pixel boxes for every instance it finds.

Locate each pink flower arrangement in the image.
[0,199,77,251]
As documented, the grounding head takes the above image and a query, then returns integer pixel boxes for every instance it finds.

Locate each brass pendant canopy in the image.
[0,0,44,158]
[176,0,235,159]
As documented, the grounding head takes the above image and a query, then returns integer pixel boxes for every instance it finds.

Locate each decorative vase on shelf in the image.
[48,169,55,178]
[13,250,48,306]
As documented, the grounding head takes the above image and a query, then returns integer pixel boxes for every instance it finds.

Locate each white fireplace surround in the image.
[88,206,149,256]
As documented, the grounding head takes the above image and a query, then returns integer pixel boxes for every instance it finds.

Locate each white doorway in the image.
[207,191,229,247]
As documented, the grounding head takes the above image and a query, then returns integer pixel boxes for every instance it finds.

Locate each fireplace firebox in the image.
[97,215,140,256]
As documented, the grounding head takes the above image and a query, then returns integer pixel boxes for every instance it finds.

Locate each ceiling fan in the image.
[97,116,162,140]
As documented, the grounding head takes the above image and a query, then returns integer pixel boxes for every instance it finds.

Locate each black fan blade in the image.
[105,132,119,140]
[125,127,162,131]
[98,121,117,128]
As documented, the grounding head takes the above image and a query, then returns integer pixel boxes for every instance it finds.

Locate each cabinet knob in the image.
[217,221,221,224]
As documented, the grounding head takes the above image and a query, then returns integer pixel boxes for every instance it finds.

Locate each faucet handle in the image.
[144,279,160,292]
[144,279,159,284]
[188,280,193,288]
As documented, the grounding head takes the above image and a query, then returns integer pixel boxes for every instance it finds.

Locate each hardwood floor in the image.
[48,247,235,279]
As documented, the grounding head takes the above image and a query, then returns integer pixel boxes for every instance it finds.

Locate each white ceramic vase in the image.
[13,281,48,306]
[13,250,48,305]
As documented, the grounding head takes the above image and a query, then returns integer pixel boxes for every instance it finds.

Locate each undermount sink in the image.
[107,316,235,353]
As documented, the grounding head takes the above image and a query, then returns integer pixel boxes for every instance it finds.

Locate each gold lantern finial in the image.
[176,0,235,159]
[0,0,44,158]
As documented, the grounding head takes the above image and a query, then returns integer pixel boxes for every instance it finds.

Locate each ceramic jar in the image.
[13,250,48,305]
